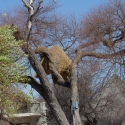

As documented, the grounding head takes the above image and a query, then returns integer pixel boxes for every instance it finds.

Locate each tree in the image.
[0,25,29,116]
[17,0,125,124]
[1,0,125,125]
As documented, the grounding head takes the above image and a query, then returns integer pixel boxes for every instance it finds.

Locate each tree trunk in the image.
[70,51,82,125]
[24,45,70,125]
[21,1,70,124]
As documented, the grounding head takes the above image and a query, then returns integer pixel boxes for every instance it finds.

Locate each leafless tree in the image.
[1,0,125,125]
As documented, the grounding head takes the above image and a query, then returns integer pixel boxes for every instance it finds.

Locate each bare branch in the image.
[34,0,43,16]
[22,0,31,9]
[22,0,43,41]
[22,0,34,41]
[80,49,125,59]
[77,40,100,51]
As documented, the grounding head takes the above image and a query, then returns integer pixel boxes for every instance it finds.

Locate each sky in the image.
[0,0,109,18]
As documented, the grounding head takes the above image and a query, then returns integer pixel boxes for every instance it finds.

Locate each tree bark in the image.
[25,45,70,125]
[21,0,70,125]
[70,51,82,125]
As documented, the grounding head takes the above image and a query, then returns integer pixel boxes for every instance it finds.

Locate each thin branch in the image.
[76,40,100,51]
[34,0,43,16]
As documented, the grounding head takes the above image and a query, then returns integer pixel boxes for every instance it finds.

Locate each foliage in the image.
[0,25,29,115]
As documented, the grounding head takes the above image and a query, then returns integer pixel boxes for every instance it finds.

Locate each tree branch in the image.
[22,0,31,9]
[80,49,125,59]
[20,75,71,88]
[72,49,125,65]
[76,40,100,51]
[28,76,44,94]
[34,0,43,16]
